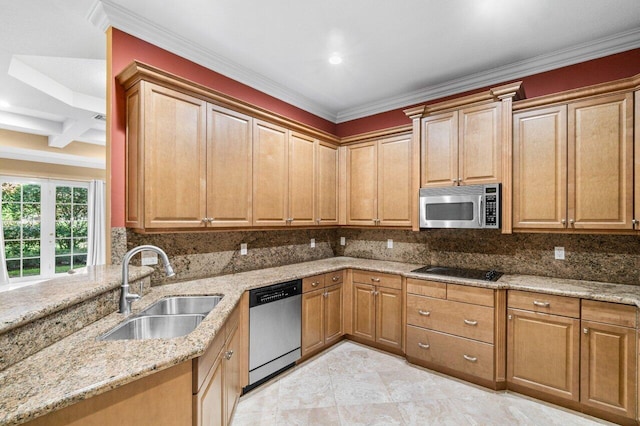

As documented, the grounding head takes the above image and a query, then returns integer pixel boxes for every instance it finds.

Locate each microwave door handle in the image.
[478,196,483,227]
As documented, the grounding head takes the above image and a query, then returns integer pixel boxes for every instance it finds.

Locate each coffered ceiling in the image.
[1,0,639,168]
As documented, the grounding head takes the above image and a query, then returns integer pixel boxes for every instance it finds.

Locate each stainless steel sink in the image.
[138,295,223,315]
[99,314,205,341]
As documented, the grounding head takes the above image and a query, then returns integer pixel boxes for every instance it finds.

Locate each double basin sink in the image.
[99,296,223,341]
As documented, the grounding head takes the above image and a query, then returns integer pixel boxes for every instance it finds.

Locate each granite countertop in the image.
[2,256,640,425]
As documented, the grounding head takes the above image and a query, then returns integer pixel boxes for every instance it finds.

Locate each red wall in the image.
[109,27,640,226]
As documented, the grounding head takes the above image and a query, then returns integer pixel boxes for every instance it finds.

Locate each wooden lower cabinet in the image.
[301,272,344,357]
[507,308,580,402]
[352,273,403,350]
[193,307,241,426]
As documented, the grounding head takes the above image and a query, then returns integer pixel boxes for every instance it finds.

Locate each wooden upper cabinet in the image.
[207,104,253,227]
[346,141,378,225]
[288,132,316,226]
[252,120,289,226]
[421,112,458,187]
[568,92,633,230]
[135,82,207,229]
[513,105,568,229]
[420,102,502,188]
[459,102,502,185]
[316,142,339,225]
[346,135,412,227]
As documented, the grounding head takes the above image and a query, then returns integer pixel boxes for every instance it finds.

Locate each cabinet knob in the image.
[332,276,339,282]
[583,328,589,335]
[418,310,431,317]
[418,342,430,349]
[224,350,234,360]
[323,292,328,298]
[371,277,381,282]
[463,354,478,363]
[633,219,638,227]
[316,219,321,224]
[508,314,512,320]
[561,218,566,225]
[569,219,575,225]
[463,319,478,326]
[311,281,320,287]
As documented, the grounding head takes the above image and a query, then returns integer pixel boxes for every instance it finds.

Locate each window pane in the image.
[6,260,20,278]
[55,256,71,273]
[73,187,88,204]
[56,239,71,255]
[56,204,71,221]
[23,203,41,221]
[72,220,87,236]
[23,241,41,257]
[23,222,40,239]
[5,241,20,259]
[2,202,21,221]
[3,222,20,240]
[56,221,72,238]
[73,254,87,269]
[73,205,88,221]
[22,258,40,276]
[23,185,41,202]
[1,183,21,202]
[56,186,72,203]
[73,238,87,254]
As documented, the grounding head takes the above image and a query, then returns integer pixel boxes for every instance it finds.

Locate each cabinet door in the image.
[421,112,458,187]
[352,282,376,341]
[513,106,567,229]
[207,104,253,227]
[635,90,640,231]
[581,320,636,419]
[224,324,242,425]
[378,135,412,226]
[195,350,224,426]
[253,120,289,226]
[376,286,403,349]
[507,309,580,401]
[324,283,343,345]
[143,83,207,228]
[346,142,377,225]
[459,102,502,185]
[568,92,633,230]
[316,141,339,225]
[288,132,316,226]
[301,288,325,357]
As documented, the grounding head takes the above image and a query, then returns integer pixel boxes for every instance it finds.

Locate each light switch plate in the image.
[387,239,393,249]
[141,251,158,266]
[340,237,346,246]
[554,246,565,260]
[240,243,247,255]
[310,238,316,248]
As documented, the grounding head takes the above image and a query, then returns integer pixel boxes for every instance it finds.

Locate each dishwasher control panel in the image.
[249,279,302,307]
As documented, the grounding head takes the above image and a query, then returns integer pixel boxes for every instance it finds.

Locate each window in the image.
[2,177,90,282]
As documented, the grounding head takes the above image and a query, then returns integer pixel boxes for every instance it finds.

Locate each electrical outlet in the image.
[240,243,247,255]
[310,238,316,248]
[340,237,346,246]
[141,251,158,265]
[554,246,565,260]
[387,239,393,249]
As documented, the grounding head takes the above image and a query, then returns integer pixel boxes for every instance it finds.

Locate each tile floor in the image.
[232,341,614,426]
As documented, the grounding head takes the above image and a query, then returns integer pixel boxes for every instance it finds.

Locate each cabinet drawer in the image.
[352,270,401,290]
[303,275,325,293]
[406,278,446,299]
[406,325,494,381]
[581,300,636,328]
[325,270,344,286]
[407,295,494,343]
[508,290,580,318]
[448,284,494,307]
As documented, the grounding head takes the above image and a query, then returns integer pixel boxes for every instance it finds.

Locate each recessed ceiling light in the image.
[329,54,343,65]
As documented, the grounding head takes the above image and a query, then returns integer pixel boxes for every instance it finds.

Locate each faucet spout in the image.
[119,245,174,314]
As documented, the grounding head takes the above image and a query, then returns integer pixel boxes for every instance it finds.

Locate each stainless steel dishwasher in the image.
[246,279,301,392]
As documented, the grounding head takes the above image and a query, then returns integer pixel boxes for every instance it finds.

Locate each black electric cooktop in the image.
[411,265,502,282]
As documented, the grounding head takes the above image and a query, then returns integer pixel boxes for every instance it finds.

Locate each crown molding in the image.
[90,1,640,125]
[0,146,105,169]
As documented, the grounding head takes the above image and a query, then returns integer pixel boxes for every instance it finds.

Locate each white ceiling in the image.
[0,0,639,164]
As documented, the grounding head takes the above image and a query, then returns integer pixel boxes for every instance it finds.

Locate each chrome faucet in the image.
[119,245,175,314]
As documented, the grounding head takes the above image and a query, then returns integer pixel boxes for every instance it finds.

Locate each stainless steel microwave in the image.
[419,183,500,229]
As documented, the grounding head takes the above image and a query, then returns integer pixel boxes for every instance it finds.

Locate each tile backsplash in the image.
[113,227,640,286]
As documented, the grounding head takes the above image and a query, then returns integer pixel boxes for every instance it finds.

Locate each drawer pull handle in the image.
[463,354,477,363]
[225,350,234,360]
[311,281,320,287]
[418,310,431,316]
[418,342,430,349]
[463,319,478,326]
[533,300,550,307]
[371,277,381,282]
[584,328,588,334]
[332,276,339,282]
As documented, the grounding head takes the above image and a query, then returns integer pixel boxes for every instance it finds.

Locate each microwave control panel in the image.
[484,185,500,228]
